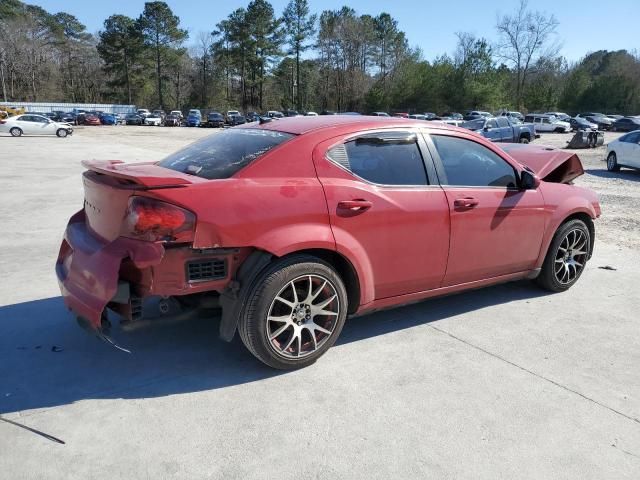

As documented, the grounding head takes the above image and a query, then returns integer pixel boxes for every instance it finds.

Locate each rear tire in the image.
[607,152,620,172]
[519,136,530,144]
[536,219,591,292]
[238,255,348,369]
[10,127,22,137]
[56,128,68,138]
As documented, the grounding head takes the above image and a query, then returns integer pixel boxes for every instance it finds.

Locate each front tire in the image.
[238,255,348,369]
[536,219,591,292]
[56,128,68,138]
[607,152,620,172]
[519,136,530,144]
[10,127,22,137]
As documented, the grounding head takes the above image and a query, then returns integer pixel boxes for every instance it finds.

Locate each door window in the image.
[327,133,428,186]
[496,117,510,128]
[622,132,640,143]
[431,135,518,188]
[486,119,498,129]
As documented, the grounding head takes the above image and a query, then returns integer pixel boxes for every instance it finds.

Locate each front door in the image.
[313,130,450,300]
[427,133,546,286]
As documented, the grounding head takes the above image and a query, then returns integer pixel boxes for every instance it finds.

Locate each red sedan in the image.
[56,116,600,368]
[82,114,102,126]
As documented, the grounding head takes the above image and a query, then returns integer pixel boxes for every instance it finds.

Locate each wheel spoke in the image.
[313,294,336,310]
[268,323,291,340]
[281,330,298,353]
[274,295,295,308]
[306,327,318,350]
[290,281,299,304]
[311,323,332,335]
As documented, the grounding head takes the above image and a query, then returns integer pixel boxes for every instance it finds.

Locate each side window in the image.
[431,135,518,188]
[327,133,428,186]
[486,119,498,129]
[625,132,640,143]
[496,117,509,128]
[543,117,550,124]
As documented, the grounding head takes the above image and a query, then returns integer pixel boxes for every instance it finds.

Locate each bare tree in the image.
[495,0,559,108]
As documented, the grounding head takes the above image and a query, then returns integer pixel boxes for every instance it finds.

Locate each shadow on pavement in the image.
[0,281,548,414]
[585,168,640,182]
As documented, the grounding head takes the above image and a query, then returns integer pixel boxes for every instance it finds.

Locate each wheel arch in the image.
[560,212,595,259]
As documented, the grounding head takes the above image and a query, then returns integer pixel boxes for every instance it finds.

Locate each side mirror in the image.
[483,125,490,131]
[520,170,540,190]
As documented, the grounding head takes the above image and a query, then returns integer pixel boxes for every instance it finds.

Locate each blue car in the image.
[100,114,117,125]
[186,114,201,127]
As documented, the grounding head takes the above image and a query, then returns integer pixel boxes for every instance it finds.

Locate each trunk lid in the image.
[82,160,202,242]
[500,144,584,184]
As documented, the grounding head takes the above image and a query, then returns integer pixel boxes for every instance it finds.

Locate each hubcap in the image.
[554,228,588,285]
[266,274,340,359]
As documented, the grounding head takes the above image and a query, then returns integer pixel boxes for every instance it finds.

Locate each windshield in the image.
[158,128,295,179]
[462,119,485,130]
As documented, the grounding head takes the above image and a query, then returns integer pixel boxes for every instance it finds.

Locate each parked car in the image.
[545,112,571,122]
[1,114,73,137]
[320,110,336,115]
[227,114,246,126]
[186,114,201,127]
[408,114,426,120]
[100,114,118,126]
[136,109,151,118]
[606,130,640,171]
[56,116,600,369]
[266,110,284,118]
[83,115,102,126]
[305,111,318,116]
[143,114,162,126]
[570,117,598,131]
[441,112,463,120]
[462,116,536,143]
[423,112,438,120]
[163,114,180,127]
[371,112,389,117]
[524,114,571,133]
[464,110,492,121]
[204,112,225,128]
[606,114,623,121]
[170,110,184,120]
[125,114,143,125]
[392,112,409,118]
[188,109,202,119]
[499,111,525,121]
[612,117,640,132]
[578,113,613,130]
[246,111,260,122]
[284,109,299,117]
[152,110,166,121]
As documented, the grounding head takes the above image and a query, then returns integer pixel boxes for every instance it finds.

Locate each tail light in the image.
[0,120,5,124]
[121,196,195,243]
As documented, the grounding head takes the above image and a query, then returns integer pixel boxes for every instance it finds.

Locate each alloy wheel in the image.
[554,228,588,285]
[266,274,340,359]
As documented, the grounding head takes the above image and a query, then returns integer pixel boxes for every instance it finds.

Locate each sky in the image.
[28,0,638,62]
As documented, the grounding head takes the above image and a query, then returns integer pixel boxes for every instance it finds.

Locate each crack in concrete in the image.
[428,324,640,426]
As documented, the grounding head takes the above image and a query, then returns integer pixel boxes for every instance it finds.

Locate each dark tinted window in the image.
[623,132,640,143]
[159,128,294,179]
[431,135,518,188]
[327,133,428,186]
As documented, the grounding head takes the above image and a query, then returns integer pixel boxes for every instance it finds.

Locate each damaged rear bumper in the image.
[55,210,164,331]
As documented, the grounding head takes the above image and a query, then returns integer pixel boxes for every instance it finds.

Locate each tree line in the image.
[1,0,639,115]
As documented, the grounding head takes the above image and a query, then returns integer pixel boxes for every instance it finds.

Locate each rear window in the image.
[158,128,295,179]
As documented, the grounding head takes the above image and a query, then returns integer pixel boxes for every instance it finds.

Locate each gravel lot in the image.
[1,125,639,479]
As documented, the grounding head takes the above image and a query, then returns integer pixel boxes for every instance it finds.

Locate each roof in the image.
[242,115,460,135]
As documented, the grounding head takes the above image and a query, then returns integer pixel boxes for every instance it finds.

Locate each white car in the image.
[136,108,151,118]
[305,111,318,116]
[0,114,73,137]
[170,110,183,119]
[545,111,571,122]
[524,114,571,133]
[143,114,162,126]
[606,130,640,172]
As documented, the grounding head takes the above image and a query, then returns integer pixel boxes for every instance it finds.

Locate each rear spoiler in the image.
[82,160,197,188]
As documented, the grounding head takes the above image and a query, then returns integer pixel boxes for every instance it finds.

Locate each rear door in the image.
[496,117,511,142]
[313,129,450,299]
[622,132,640,167]
[426,132,546,286]
[15,115,37,134]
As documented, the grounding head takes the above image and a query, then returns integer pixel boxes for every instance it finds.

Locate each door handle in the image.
[453,197,479,208]
[337,199,372,212]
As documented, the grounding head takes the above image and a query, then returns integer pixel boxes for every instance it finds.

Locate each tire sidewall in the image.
[56,128,68,138]
[10,127,22,137]
[607,152,618,171]
[240,255,348,369]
